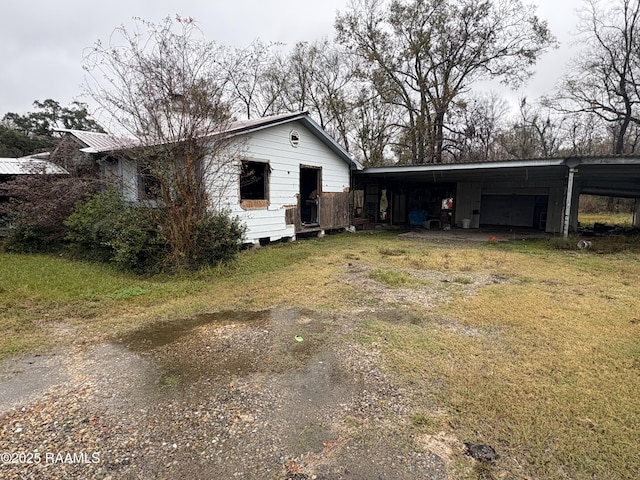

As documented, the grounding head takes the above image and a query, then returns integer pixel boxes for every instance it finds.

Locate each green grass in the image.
[579,212,635,227]
[1,232,639,479]
[369,268,415,287]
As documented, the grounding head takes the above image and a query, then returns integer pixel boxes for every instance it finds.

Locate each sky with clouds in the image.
[1,0,584,117]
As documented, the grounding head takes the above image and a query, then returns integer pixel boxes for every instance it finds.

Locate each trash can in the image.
[462,218,471,229]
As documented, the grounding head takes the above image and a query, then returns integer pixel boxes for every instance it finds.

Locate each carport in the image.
[353,156,640,239]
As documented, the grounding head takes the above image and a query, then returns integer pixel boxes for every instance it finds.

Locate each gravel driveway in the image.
[1,307,450,480]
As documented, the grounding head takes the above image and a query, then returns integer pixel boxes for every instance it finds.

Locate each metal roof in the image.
[55,112,363,170]
[356,155,640,198]
[0,157,68,175]
[55,128,133,153]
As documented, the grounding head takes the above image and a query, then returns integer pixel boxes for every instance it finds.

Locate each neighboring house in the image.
[53,112,363,246]
[0,154,68,176]
[0,154,69,234]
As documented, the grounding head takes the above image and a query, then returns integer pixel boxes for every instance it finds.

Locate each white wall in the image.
[104,157,138,203]
[210,120,351,244]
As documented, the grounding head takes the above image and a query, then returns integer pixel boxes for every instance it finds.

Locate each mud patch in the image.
[118,309,272,350]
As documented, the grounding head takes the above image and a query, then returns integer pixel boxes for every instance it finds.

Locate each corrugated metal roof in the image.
[222,112,310,135]
[55,128,130,153]
[53,112,363,170]
[0,157,68,175]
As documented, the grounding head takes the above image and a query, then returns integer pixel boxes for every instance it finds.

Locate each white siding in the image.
[209,121,351,244]
[106,158,138,202]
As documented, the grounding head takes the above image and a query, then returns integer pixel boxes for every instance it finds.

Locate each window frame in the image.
[239,159,270,209]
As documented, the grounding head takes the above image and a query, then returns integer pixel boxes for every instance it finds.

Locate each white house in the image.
[53,112,363,246]
[0,154,69,234]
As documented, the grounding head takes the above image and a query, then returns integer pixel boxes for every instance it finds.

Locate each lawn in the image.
[1,231,639,479]
[579,211,635,227]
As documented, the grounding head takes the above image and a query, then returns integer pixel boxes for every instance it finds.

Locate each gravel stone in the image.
[1,308,451,479]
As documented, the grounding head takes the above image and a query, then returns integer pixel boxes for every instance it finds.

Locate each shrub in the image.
[64,188,122,261]
[107,205,168,272]
[65,189,167,272]
[3,225,62,253]
[191,211,246,269]
[65,189,245,273]
[0,175,99,252]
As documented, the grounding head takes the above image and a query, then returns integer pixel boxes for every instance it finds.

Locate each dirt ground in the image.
[0,249,512,480]
[399,226,554,243]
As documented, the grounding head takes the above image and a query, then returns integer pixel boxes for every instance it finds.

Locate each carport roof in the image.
[357,156,640,198]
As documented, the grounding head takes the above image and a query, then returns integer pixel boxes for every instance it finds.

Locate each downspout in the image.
[563,158,581,240]
[349,167,354,228]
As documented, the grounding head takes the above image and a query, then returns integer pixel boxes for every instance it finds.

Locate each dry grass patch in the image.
[579,212,634,227]
[368,243,640,479]
[3,232,639,479]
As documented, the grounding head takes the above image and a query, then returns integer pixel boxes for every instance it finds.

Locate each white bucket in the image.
[461,218,471,229]
[577,240,592,249]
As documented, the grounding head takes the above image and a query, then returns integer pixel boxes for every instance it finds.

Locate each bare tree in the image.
[336,0,556,164]
[560,112,609,155]
[83,16,240,270]
[352,85,400,166]
[221,39,282,120]
[259,39,360,150]
[448,92,510,162]
[554,0,640,154]
[498,98,565,158]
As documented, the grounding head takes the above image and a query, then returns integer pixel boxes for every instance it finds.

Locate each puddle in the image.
[0,309,336,413]
[119,309,273,350]
[0,308,448,479]
[0,352,69,413]
[115,308,332,387]
[113,307,361,456]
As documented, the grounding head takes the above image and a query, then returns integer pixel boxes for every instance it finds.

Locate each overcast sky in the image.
[1,0,584,117]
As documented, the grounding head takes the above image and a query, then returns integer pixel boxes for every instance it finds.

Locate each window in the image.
[138,165,162,201]
[240,160,269,204]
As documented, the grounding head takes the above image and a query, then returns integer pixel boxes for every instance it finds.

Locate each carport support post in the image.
[563,159,581,240]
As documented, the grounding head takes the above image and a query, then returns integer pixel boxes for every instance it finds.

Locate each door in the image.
[300,166,321,226]
[481,194,537,227]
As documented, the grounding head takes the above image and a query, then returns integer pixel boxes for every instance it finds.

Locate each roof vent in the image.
[289,130,300,147]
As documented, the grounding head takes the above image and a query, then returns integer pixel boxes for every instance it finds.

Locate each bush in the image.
[3,225,64,253]
[0,175,99,252]
[65,189,245,273]
[191,211,246,269]
[64,188,122,261]
[65,189,167,272]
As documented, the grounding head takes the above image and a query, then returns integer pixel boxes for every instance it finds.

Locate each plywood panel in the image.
[319,192,349,229]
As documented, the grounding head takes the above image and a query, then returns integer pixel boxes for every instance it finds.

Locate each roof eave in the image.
[362,158,566,175]
[225,112,363,171]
